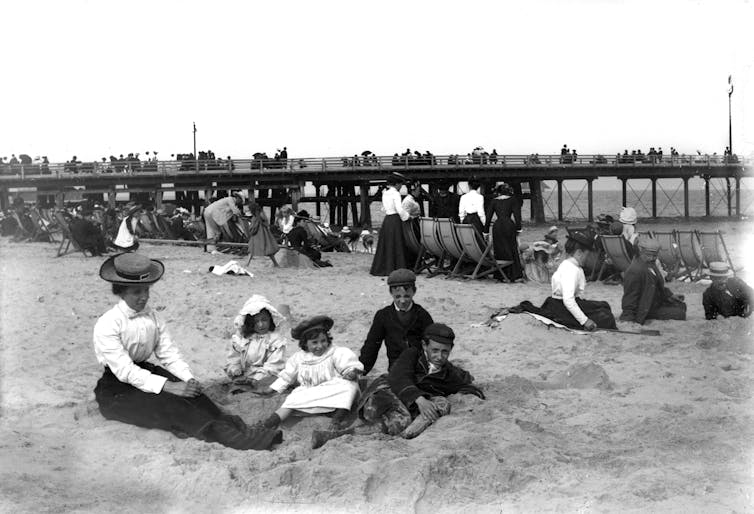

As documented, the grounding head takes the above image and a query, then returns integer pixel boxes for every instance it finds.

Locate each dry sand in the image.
[1,219,753,513]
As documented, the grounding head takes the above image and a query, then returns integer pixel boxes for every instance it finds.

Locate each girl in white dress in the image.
[259,315,363,430]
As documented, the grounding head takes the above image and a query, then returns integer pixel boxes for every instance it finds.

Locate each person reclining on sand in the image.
[358,268,434,375]
[312,323,485,449]
[703,262,753,319]
[620,237,686,324]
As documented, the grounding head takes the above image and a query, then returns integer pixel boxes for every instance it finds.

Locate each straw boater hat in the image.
[708,261,731,278]
[99,253,164,284]
[291,315,334,341]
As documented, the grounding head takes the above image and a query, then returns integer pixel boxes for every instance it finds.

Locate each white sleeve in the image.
[394,192,410,222]
[262,334,288,375]
[333,347,364,375]
[93,318,167,394]
[458,195,467,220]
[475,194,486,225]
[561,264,588,325]
[270,352,299,392]
[153,316,194,382]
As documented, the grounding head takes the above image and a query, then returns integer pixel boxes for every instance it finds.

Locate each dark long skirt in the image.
[94,362,281,450]
[492,217,523,280]
[370,214,407,276]
[519,296,616,329]
[461,213,484,236]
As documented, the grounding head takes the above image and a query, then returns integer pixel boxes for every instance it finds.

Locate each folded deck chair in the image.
[596,235,634,280]
[402,220,428,275]
[674,230,704,281]
[697,229,739,275]
[436,218,467,279]
[53,212,91,257]
[418,217,449,276]
[29,208,57,242]
[650,230,682,280]
[454,223,512,280]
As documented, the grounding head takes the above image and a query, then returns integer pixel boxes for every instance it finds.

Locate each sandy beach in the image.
[1,218,753,513]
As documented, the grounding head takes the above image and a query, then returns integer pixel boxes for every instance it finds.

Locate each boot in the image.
[311,428,354,449]
[400,415,435,439]
[262,412,281,429]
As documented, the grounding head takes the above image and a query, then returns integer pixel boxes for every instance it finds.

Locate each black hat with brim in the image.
[291,315,334,341]
[100,253,165,284]
[566,231,595,250]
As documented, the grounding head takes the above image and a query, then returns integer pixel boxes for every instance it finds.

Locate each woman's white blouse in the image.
[382,187,409,221]
[93,300,194,393]
[550,257,588,325]
[458,190,486,225]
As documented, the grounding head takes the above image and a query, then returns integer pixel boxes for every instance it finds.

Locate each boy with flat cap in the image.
[312,322,484,448]
[358,268,434,374]
[620,237,686,324]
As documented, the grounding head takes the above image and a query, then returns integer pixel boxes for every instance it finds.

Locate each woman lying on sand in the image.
[92,253,281,450]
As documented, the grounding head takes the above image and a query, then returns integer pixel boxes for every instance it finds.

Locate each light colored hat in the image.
[619,206,637,225]
[708,261,731,277]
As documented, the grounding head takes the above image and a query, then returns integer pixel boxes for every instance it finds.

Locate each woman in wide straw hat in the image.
[92,253,282,450]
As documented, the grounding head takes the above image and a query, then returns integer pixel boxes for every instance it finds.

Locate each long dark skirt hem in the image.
[518,297,616,329]
[370,214,408,276]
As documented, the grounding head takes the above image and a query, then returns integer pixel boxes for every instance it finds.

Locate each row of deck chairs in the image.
[404,217,514,281]
[591,229,739,282]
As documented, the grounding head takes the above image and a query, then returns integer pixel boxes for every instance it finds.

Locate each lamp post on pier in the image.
[193,122,198,172]
[728,75,734,156]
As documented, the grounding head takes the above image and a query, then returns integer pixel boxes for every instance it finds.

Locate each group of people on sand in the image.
[93,253,483,451]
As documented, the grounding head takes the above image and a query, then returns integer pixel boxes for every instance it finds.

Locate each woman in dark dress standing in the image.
[484,183,524,281]
[370,174,410,276]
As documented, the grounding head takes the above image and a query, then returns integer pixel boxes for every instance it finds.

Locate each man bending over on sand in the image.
[620,237,686,325]
[358,268,433,375]
[312,323,484,449]
[703,262,753,319]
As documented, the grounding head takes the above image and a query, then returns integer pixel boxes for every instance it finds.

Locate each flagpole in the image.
[193,122,198,172]
[728,76,734,156]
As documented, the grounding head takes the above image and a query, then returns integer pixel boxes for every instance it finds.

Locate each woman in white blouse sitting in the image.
[534,231,616,330]
[93,253,282,450]
[370,174,411,276]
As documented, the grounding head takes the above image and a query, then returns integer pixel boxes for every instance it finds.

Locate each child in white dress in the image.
[259,315,363,433]
[225,295,289,389]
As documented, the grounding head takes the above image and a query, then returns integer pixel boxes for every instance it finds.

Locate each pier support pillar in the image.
[651,178,657,218]
[55,191,65,209]
[314,184,321,218]
[0,188,8,211]
[108,188,117,209]
[587,179,594,222]
[359,182,371,227]
[704,177,710,217]
[557,180,563,221]
[529,179,545,223]
[683,178,689,219]
[735,176,741,218]
[726,178,732,217]
[154,190,163,210]
[621,178,627,207]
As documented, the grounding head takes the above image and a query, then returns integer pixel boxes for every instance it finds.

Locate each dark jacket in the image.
[620,257,676,324]
[388,346,484,407]
[703,278,753,319]
[359,303,433,374]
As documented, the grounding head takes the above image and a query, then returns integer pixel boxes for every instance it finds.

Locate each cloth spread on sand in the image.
[483,307,591,335]
[209,260,253,277]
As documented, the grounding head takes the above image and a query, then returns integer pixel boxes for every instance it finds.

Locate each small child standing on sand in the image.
[225,295,289,389]
[258,315,364,436]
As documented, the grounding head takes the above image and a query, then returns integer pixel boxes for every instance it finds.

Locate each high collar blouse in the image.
[382,186,410,221]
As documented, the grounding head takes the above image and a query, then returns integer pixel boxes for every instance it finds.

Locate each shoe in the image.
[311,428,354,449]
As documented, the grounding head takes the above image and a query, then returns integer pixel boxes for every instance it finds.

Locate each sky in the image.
[2,0,752,163]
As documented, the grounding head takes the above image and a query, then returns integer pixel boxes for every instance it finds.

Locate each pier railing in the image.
[0,153,748,180]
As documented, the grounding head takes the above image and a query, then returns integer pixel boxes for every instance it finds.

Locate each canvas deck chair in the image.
[418,217,450,277]
[650,230,682,280]
[436,218,467,279]
[402,220,428,274]
[595,235,634,280]
[674,230,705,281]
[454,223,512,280]
[53,212,91,257]
[697,230,739,275]
[29,208,57,242]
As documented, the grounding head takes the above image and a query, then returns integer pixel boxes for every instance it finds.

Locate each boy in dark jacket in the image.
[313,323,484,448]
[358,268,434,374]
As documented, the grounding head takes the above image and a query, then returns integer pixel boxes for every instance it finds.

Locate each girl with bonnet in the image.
[225,295,289,388]
[258,315,364,433]
[93,252,281,450]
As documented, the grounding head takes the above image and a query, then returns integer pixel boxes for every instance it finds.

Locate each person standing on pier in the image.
[370,174,410,276]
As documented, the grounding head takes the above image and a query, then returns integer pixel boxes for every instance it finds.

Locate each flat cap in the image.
[423,323,455,345]
[291,315,334,341]
[637,237,661,255]
[387,268,416,286]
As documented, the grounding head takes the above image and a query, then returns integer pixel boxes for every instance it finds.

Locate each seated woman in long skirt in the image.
[259,316,364,434]
[93,253,281,450]
[518,231,616,330]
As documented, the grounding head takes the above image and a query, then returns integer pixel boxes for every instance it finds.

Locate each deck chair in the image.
[53,212,91,257]
[28,209,57,242]
[697,230,739,275]
[675,230,705,281]
[595,235,634,280]
[454,223,512,280]
[650,230,682,281]
[418,217,449,276]
[10,211,33,241]
[402,220,428,274]
[436,218,467,279]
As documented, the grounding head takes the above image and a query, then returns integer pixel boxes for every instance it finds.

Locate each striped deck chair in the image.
[401,220,428,275]
[418,217,449,277]
[454,223,512,280]
[53,212,91,257]
[650,230,682,281]
[675,230,704,281]
[29,208,57,242]
[436,218,467,279]
[596,235,634,280]
[697,230,739,275]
